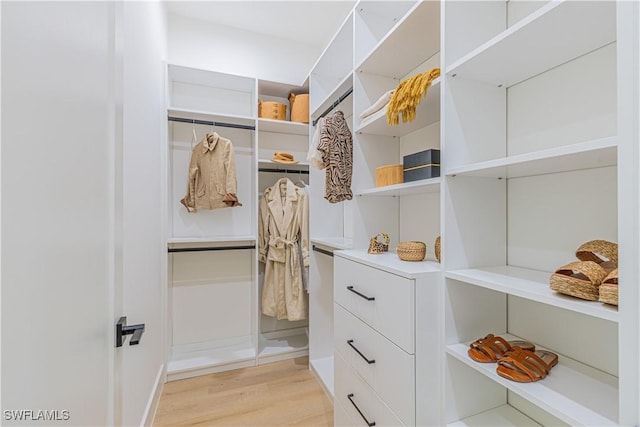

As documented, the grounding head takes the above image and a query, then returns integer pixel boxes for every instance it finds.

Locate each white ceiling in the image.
[165,1,356,49]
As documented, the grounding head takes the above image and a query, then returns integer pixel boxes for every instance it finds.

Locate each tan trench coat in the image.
[258,178,309,321]
[180,132,242,212]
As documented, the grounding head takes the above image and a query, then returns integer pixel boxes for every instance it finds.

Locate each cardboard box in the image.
[403,149,440,182]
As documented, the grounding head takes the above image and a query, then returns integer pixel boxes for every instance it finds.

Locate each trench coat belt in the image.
[268,236,299,279]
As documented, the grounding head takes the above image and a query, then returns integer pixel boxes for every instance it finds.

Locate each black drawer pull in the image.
[347,286,375,301]
[347,340,375,364]
[347,393,375,426]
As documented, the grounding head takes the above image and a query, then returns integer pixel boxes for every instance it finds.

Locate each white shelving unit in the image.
[356,177,440,197]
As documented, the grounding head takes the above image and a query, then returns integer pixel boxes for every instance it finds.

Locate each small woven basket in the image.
[435,236,441,263]
[397,241,426,262]
[368,233,390,254]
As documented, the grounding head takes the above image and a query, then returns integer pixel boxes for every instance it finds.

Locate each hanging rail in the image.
[168,116,256,131]
[312,245,334,257]
[259,168,310,175]
[168,245,255,253]
[312,87,353,127]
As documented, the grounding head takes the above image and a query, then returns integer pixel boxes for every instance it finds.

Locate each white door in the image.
[2,2,166,426]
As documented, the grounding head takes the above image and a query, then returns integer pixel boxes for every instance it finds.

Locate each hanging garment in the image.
[307,117,326,170]
[387,67,441,125]
[180,132,242,212]
[259,178,309,321]
[317,111,353,203]
[360,89,394,121]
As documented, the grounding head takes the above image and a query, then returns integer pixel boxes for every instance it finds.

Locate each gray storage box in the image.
[403,149,440,182]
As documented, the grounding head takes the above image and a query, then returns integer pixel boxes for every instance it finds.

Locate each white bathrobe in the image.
[258,178,309,321]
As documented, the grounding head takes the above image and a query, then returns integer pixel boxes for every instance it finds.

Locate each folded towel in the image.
[387,67,440,126]
[360,89,394,120]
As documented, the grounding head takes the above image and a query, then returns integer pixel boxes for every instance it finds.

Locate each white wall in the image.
[167,13,319,85]
[121,2,167,426]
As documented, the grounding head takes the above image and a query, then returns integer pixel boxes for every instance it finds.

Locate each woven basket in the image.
[435,236,441,263]
[375,164,403,187]
[289,93,309,123]
[258,100,286,121]
[397,241,426,262]
[599,268,618,305]
[368,233,390,254]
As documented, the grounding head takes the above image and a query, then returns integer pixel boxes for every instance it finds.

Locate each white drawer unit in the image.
[334,254,415,353]
[334,303,415,425]
[335,352,406,427]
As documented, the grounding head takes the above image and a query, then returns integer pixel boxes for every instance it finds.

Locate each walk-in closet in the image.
[3,1,640,426]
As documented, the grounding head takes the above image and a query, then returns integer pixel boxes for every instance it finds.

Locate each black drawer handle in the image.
[347,340,375,364]
[347,286,375,301]
[347,393,375,426]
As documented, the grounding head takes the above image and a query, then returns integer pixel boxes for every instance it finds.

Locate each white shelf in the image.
[257,331,309,363]
[445,266,619,323]
[447,334,618,426]
[335,250,441,279]
[447,137,617,179]
[168,336,256,376]
[446,1,616,87]
[356,1,440,78]
[310,73,353,122]
[258,118,309,135]
[310,356,334,398]
[310,237,353,251]
[449,404,541,426]
[356,78,441,136]
[168,235,256,245]
[356,177,440,197]
[258,159,310,172]
[167,107,256,127]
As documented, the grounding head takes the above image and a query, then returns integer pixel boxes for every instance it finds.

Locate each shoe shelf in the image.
[445,266,619,323]
[355,78,441,137]
[257,118,308,135]
[446,333,618,427]
[356,0,440,78]
[446,1,616,88]
[446,137,617,180]
[448,404,541,427]
[356,177,440,197]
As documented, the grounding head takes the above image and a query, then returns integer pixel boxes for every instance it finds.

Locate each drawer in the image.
[334,256,415,353]
[335,352,405,427]
[335,303,415,425]
[334,396,357,427]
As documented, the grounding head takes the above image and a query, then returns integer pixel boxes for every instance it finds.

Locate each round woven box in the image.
[397,241,426,262]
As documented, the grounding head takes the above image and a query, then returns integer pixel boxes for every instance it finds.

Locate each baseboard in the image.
[142,364,165,427]
[167,359,256,382]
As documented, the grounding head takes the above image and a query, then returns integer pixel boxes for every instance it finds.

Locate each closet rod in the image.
[168,116,256,131]
[168,245,255,253]
[259,168,310,175]
[312,245,334,257]
[312,87,353,127]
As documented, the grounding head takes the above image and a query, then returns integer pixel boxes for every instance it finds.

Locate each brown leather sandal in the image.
[468,334,535,363]
[496,347,559,383]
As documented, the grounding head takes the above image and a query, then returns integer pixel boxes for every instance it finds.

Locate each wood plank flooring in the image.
[153,357,333,426]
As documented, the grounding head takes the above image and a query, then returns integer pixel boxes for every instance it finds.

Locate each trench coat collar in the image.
[266,178,298,236]
[202,132,220,153]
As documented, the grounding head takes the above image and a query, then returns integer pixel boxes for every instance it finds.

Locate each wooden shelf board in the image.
[446,1,616,87]
[448,404,541,426]
[167,107,256,127]
[310,74,353,121]
[447,334,618,426]
[336,250,441,279]
[258,159,310,171]
[356,78,441,136]
[446,137,617,179]
[310,237,354,251]
[356,177,440,197]
[258,118,309,135]
[356,1,440,78]
[168,235,256,245]
[445,266,619,323]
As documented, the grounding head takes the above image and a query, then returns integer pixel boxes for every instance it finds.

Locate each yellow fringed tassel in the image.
[386,67,440,126]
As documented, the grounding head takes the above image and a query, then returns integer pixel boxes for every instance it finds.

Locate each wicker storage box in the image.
[289,93,309,123]
[397,241,426,261]
[375,164,403,187]
[258,100,286,121]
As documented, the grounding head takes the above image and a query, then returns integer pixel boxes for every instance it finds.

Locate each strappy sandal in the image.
[599,268,618,306]
[468,334,535,363]
[549,261,607,301]
[576,240,618,274]
[496,347,559,383]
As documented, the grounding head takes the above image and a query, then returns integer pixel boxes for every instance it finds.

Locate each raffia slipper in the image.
[468,334,535,363]
[549,261,607,301]
[496,347,558,383]
[599,268,619,306]
[576,240,618,274]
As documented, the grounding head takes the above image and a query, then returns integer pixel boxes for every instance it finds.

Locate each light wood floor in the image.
[154,357,333,426]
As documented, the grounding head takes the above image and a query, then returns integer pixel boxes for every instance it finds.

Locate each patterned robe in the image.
[317,110,353,203]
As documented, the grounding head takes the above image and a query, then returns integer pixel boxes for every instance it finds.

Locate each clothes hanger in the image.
[191,122,198,149]
[294,170,307,188]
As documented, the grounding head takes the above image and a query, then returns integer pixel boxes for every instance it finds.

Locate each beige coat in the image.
[180,132,242,212]
[259,178,309,321]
